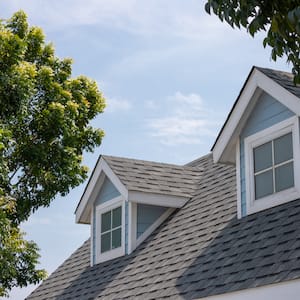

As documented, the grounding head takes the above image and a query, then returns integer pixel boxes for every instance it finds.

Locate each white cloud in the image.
[147,92,222,146]
[105,97,132,113]
[1,0,245,42]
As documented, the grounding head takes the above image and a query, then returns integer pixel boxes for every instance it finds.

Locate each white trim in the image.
[235,139,242,219]
[94,197,126,264]
[95,195,124,211]
[76,172,106,225]
[135,207,174,248]
[213,68,300,164]
[90,209,94,267]
[196,278,300,300]
[128,201,136,254]
[76,156,128,224]
[244,116,300,215]
[128,191,188,208]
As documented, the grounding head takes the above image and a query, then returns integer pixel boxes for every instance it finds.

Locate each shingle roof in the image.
[102,155,202,198]
[26,154,300,300]
[256,66,300,98]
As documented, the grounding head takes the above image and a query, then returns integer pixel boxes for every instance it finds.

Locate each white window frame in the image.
[244,116,300,215]
[95,195,125,264]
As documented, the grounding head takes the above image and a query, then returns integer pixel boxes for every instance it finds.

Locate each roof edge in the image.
[211,66,300,164]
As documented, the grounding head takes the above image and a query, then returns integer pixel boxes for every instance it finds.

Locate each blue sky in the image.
[0,1,291,299]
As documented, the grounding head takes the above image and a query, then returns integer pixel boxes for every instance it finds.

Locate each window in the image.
[245,117,300,214]
[100,206,122,253]
[253,132,294,199]
[95,196,125,263]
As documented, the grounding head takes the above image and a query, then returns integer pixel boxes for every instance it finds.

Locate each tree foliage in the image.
[0,196,47,296]
[205,0,300,83]
[0,11,105,296]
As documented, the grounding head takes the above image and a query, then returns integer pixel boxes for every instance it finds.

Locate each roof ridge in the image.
[102,154,200,170]
[255,66,294,78]
[185,153,212,166]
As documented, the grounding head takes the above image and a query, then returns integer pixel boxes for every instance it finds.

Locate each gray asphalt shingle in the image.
[27,153,300,300]
[102,155,201,198]
[257,67,300,98]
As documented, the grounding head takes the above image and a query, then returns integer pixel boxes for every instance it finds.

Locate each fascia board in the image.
[256,71,300,115]
[128,190,188,208]
[212,69,259,163]
[75,156,128,224]
[213,68,300,164]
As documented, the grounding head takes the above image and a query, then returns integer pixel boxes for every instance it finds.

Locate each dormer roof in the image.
[212,66,300,164]
[75,155,202,224]
[102,155,201,198]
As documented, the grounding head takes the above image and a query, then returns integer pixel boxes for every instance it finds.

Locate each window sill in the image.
[95,246,125,264]
[247,187,300,215]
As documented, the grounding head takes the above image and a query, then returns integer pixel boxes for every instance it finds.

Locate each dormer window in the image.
[211,67,300,218]
[253,132,294,199]
[95,196,125,264]
[75,154,199,266]
[100,206,122,253]
[245,117,300,214]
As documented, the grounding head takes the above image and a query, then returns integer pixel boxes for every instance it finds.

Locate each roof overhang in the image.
[129,191,189,208]
[212,67,300,165]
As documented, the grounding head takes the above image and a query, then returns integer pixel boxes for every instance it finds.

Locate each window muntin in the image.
[100,206,122,253]
[253,132,294,200]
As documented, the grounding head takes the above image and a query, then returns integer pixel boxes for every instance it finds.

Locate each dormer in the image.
[75,155,201,265]
[212,67,300,218]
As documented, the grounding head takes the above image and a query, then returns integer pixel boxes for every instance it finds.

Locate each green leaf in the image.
[204,2,211,14]
[0,10,106,295]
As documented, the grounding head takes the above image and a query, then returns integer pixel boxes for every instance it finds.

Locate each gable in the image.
[95,176,120,206]
[241,92,294,138]
[212,67,300,164]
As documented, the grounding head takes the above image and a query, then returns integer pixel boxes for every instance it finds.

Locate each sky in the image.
[0,1,291,299]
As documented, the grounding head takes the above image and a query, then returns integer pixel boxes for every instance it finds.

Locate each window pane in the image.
[274,133,293,164]
[275,162,294,192]
[255,170,273,199]
[112,228,121,249]
[112,206,121,228]
[254,142,272,172]
[101,211,111,233]
[101,232,111,253]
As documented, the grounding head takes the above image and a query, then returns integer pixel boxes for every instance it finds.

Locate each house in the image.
[27,66,300,299]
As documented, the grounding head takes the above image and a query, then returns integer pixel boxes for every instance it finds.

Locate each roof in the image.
[102,155,202,198]
[256,67,300,98]
[27,154,300,300]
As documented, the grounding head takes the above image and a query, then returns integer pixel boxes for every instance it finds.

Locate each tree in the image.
[205,0,300,83]
[0,11,105,296]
